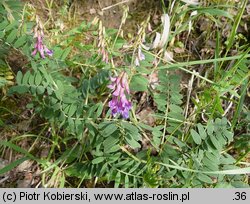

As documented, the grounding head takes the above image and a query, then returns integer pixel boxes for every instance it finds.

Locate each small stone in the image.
[89,8,96,15]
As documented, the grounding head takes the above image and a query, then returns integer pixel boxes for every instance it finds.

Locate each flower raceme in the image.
[32,17,53,59]
[108,72,132,119]
[32,30,53,58]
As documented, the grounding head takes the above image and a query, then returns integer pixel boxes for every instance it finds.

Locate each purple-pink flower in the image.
[108,72,132,119]
[32,18,53,59]
[32,31,53,59]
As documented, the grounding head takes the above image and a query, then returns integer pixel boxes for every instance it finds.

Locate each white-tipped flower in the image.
[180,0,199,5]
[135,46,145,67]
[164,51,174,62]
[188,10,198,36]
[158,14,170,49]
[143,14,170,50]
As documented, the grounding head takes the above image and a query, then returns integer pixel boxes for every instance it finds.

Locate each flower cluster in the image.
[32,17,53,59]
[108,72,132,119]
[97,21,109,63]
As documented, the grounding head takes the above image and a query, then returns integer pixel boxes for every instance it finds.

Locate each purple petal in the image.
[32,49,37,56]
[122,111,129,119]
[46,50,53,56]
[37,35,43,44]
[44,46,53,56]
[113,85,121,97]
[107,84,115,90]
[110,77,117,82]
[38,45,45,59]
